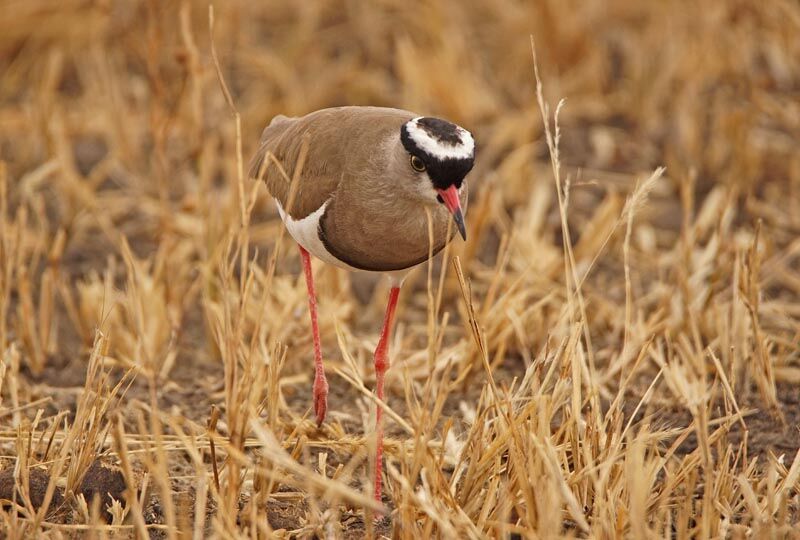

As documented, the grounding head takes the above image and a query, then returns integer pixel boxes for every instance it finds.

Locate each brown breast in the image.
[319,181,467,272]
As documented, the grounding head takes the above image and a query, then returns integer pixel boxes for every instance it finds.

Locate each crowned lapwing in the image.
[249,106,475,505]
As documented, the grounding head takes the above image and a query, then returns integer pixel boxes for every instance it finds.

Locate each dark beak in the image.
[436,185,467,241]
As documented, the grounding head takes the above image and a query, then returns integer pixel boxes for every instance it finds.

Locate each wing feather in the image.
[248,106,415,219]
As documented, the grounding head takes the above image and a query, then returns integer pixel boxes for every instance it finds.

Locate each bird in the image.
[248,106,474,505]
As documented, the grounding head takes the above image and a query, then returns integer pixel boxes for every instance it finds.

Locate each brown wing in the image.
[248,111,343,219]
[248,106,415,220]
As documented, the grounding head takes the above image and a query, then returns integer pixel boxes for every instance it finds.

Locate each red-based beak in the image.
[436,185,467,240]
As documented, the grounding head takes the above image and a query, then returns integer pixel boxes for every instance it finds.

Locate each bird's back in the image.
[249,106,414,220]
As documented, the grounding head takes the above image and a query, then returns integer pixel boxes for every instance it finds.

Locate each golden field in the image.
[0,1,799,538]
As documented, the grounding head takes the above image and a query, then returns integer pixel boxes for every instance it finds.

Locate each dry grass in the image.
[1,1,799,538]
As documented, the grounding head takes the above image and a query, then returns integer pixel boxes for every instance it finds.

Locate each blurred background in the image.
[4,1,798,199]
[2,0,797,379]
[1,0,799,535]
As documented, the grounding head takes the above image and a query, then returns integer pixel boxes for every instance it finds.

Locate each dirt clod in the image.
[78,460,128,520]
[0,466,64,513]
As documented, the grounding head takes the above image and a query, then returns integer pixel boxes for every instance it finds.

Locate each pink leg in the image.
[373,285,401,504]
[299,246,328,426]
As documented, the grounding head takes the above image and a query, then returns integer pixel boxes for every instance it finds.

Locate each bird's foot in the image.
[372,512,390,527]
[313,372,329,426]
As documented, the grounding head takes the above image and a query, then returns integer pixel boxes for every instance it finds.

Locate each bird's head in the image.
[396,116,475,240]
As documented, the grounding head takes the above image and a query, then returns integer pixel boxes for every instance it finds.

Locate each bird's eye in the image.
[410,155,426,172]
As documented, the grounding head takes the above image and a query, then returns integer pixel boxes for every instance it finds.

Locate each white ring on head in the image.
[405,117,475,161]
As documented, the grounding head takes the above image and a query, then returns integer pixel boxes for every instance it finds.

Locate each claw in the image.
[313,371,329,427]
